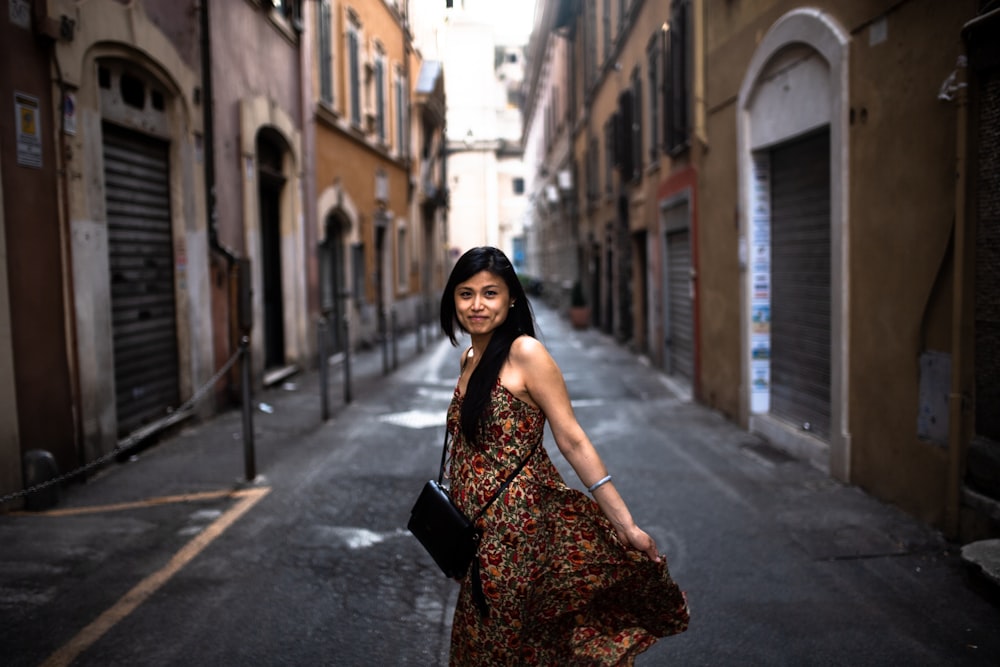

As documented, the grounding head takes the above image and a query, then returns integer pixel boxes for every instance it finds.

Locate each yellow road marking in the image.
[12,489,252,517]
[39,486,271,667]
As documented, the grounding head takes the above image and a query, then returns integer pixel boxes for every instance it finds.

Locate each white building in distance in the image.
[440,1,530,271]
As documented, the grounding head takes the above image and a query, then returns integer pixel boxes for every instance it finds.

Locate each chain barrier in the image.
[0,345,246,508]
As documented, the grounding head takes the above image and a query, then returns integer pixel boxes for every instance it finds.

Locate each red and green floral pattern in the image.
[447,380,689,666]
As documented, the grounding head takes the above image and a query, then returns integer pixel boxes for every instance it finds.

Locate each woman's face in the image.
[454,270,512,338]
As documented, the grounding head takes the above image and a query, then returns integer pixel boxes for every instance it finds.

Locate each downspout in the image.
[200,0,236,264]
[945,49,970,539]
[50,40,85,469]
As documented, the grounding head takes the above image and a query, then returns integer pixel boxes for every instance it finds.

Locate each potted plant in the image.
[568,280,590,329]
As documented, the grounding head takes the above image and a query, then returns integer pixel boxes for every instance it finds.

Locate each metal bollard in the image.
[342,310,353,404]
[391,307,398,370]
[22,450,59,511]
[240,336,256,483]
[318,317,330,421]
[380,308,389,376]
[417,300,425,353]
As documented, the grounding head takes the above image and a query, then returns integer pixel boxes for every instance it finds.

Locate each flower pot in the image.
[569,305,590,329]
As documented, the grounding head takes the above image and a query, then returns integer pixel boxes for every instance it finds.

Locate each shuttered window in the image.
[318,0,333,105]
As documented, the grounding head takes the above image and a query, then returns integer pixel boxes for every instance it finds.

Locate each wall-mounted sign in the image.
[15,92,42,169]
[63,92,77,136]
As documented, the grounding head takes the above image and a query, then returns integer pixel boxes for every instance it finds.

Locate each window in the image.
[585,0,597,91]
[614,92,635,179]
[395,67,407,156]
[347,16,362,127]
[665,0,692,153]
[588,136,599,201]
[602,0,611,66]
[512,177,525,195]
[272,0,302,24]
[374,50,387,143]
[318,0,333,105]
[647,34,660,160]
[604,119,614,195]
[630,69,642,180]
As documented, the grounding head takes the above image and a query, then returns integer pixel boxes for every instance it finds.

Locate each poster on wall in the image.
[15,92,42,169]
[750,154,771,413]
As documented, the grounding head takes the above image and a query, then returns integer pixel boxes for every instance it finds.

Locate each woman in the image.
[439,247,689,666]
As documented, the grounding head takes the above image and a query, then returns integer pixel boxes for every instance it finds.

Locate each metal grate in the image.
[103,123,179,436]
[769,129,832,439]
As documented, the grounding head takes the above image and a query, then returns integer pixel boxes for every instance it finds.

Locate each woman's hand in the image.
[616,523,662,563]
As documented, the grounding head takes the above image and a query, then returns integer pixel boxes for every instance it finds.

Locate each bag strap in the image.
[438,429,541,522]
[471,441,540,523]
[436,429,450,485]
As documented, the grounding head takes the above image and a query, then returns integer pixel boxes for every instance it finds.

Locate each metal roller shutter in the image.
[665,226,693,381]
[103,124,180,436]
[769,130,831,438]
[975,70,1000,440]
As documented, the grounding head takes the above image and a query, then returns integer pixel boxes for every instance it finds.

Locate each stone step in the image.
[961,539,1000,590]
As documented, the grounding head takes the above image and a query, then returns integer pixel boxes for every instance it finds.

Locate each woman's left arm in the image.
[511,337,661,562]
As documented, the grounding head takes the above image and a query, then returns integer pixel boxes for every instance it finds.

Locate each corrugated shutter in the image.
[975,70,1000,439]
[665,226,693,381]
[103,124,179,436]
[769,129,831,438]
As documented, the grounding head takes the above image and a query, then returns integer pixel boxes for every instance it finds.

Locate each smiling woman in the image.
[429,246,689,666]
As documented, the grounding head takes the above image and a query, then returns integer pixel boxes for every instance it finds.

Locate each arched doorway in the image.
[257,130,287,371]
[99,62,180,437]
[738,9,850,479]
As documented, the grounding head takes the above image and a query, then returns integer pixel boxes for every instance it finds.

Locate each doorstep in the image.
[962,539,1000,589]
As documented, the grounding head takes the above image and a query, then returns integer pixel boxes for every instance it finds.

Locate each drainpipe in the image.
[50,38,86,470]
[945,49,970,540]
[200,0,237,268]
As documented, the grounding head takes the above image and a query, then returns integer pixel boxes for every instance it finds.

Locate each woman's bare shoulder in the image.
[510,335,552,364]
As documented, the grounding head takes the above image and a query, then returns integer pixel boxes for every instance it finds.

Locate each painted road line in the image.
[39,486,271,667]
[12,489,249,517]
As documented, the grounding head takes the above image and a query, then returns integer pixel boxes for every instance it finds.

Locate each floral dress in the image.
[447,379,689,666]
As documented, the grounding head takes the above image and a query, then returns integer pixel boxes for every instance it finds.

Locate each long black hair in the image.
[441,247,535,444]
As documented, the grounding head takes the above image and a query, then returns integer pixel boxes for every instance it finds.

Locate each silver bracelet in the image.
[587,474,613,493]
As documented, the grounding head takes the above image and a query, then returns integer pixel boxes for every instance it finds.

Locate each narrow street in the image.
[2,303,999,666]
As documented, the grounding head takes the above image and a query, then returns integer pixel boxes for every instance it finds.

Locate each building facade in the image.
[311,0,445,356]
[525,0,700,387]
[522,4,577,308]
[524,0,1000,540]
[0,0,446,506]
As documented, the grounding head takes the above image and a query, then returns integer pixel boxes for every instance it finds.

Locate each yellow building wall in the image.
[315,0,414,305]
[701,0,977,526]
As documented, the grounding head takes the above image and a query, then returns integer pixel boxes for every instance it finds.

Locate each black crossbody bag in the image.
[408,429,539,616]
